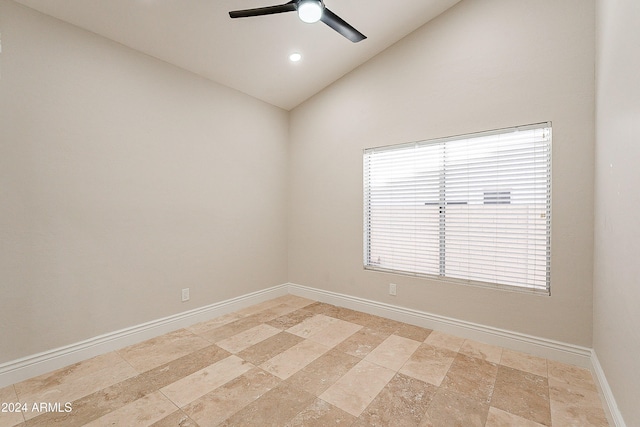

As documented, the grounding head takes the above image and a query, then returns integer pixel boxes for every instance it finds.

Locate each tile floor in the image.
[0,295,609,426]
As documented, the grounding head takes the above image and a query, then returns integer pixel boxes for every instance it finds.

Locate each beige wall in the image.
[0,1,288,363]
[5,0,636,420]
[1,0,607,375]
[594,0,640,424]
[289,0,596,346]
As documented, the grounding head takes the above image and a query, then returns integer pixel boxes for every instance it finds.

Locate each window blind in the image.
[363,123,552,293]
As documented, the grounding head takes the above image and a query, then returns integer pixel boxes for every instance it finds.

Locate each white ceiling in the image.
[14,0,461,110]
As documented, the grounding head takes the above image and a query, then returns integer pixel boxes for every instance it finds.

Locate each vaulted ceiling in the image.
[14,0,461,110]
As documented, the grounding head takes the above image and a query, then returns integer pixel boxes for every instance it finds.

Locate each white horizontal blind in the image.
[363,123,551,293]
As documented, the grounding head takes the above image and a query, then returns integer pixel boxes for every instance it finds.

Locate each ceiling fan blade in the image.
[320,8,366,43]
[229,1,296,18]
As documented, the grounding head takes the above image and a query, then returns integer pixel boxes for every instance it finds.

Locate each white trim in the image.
[591,350,627,427]
[0,284,288,388]
[286,282,592,367]
[1,281,624,427]
[288,282,628,422]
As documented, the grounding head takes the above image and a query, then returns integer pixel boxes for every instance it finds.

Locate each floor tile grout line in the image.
[548,359,554,426]
[12,382,26,426]
[114,348,140,377]
[157,388,181,412]
[487,353,500,413]
[6,296,607,427]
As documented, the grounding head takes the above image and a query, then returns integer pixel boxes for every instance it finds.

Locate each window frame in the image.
[363,122,552,295]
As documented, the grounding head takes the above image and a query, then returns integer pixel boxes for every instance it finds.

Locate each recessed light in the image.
[289,52,302,62]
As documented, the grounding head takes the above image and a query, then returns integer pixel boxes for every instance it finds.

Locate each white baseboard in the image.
[286,283,592,367]
[0,284,288,388]
[287,282,631,425]
[591,350,627,427]
[1,281,625,427]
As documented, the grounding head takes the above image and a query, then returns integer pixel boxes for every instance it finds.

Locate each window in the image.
[363,123,552,293]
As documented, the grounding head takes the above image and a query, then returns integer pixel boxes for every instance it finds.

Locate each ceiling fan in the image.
[229,0,367,43]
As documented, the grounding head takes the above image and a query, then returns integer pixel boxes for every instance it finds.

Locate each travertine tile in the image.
[547,359,598,392]
[491,366,551,426]
[319,360,396,417]
[363,316,431,342]
[117,329,210,372]
[0,385,25,427]
[424,330,465,352]
[334,326,391,358]
[305,318,362,347]
[329,307,378,326]
[266,309,316,330]
[0,419,24,427]
[218,383,316,427]
[25,371,156,427]
[427,388,489,427]
[183,368,279,427]
[187,312,244,338]
[549,380,609,426]
[500,348,547,378]
[286,314,338,339]
[2,296,611,427]
[234,298,288,317]
[160,355,253,408]
[285,398,356,427]
[83,391,177,427]
[269,294,315,310]
[352,373,436,427]
[26,345,230,427]
[303,302,338,315]
[364,334,421,371]
[285,348,360,396]
[364,316,409,336]
[192,316,264,344]
[260,339,330,380]
[216,324,281,353]
[440,353,498,404]
[418,411,434,427]
[237,331,304,366]
[149,410,199,427]
[248,303,300,323]
[138,345,231,391]
[306,303,343,318]
[14,351,138,420]
[394,323,432,342]
[486,406,547,427]
[399,343,457,386]
[459,339,503,364]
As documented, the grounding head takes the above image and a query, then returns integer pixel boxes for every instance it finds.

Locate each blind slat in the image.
[364,123,551,293]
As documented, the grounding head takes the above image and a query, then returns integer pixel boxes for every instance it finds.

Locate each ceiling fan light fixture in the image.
[228,0,366,43]
[297,0,323,24]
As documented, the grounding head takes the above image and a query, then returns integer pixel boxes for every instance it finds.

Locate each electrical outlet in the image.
[389,283,397,296]
[181,288,190,302]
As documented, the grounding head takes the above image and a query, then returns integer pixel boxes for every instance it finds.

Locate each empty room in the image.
[0,0,637,426]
